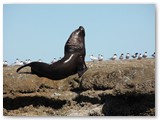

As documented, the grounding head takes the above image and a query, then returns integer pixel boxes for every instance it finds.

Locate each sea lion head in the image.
[65,26,85,54]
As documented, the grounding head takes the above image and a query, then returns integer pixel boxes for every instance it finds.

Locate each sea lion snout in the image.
[75,26,85,34]
[76,26,85,37]
[79,26,84,31]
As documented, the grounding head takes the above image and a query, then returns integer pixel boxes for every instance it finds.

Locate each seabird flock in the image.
[3,58,59,67]
[90,52,155,62]
[3,52,155,66]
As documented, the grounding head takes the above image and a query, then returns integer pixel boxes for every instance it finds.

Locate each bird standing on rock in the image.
[90,55,98,62]
[137,53,143,60]
[131,53,138,59]
[143,52,147,58]
[38,59,42,62]
[110,54,117,60]
[152,52,155,58]
[126,53,130,59]
[51,58,57,63]
[12,59,23,66]
[3,61,8,66]
[119,53,124,60]
[98,54,103,61]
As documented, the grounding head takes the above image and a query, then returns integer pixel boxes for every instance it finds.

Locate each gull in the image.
[131,53,138,59]
[119,53,124,60]
[90,55,98,62]
[110,54,117,60]
[126,53,130,59]
[98,54,103,61]
[142,52,147,58]
[137,53,143,60]
[152,52,155,58]
[3,60,8,66]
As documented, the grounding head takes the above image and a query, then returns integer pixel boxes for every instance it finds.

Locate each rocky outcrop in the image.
[3,59,155,116]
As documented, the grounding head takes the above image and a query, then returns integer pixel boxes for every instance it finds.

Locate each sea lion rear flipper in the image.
[16,63,31,73]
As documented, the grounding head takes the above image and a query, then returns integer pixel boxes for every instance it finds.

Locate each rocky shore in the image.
[3,58,155,116]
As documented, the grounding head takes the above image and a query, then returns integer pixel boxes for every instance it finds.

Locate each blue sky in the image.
[3,4,155,63]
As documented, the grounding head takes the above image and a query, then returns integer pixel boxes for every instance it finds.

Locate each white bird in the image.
[152,52,155,58]
[24,59,28,65]
[143,52,147,58]
[51,58,57,63]
[19,61,24,65]
[13,59,24,66]
[27,59,31,63]
[59,57,62,60]
[12,58,21,66]
[15,58,20,65]
[110,54,117,60]
[98,54,103,61]
[23,59,32,64]
[38,59,42,62]
[131,53,138,59]
[3,61,8,66]
[90,55,98,62]
[119,53,124,60]
[126,53,130,59]
[137,53,143,60]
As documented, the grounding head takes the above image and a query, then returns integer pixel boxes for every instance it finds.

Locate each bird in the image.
[137,53,143,60]
[143,52,147,58]
[110,54,117,60]
[19,61,24,65]
[126,53,130,59]
[38,59,42,62]
[14,59,24,66]
[15,58,20,64]
[23,59,32,64]
[131,53,138,59]
[90,55,98,62]
[98,54,103,61]
[152,52,155,58]
[12,58,20,66]
[24,59,29,65]
[3,60,8,66]
[119,53,124,60]
[59,57,62,60]
[27,59,31,63]
[51,58,57,63]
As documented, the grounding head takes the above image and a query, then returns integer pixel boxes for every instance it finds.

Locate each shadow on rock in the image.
[4,96,66,110]
[102,94,155,116]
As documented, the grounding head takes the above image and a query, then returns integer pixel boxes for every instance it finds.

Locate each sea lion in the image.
[17,26,88,80]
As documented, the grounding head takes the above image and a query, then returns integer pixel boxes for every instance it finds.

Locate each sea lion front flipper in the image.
[77,56,88,77]
[78,67,88,78]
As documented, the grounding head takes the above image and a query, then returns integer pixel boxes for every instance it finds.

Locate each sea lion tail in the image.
[16,63,31,73]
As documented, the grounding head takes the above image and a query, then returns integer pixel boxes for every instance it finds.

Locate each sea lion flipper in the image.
[17,63,31,73]
[78,67,88,78]
[77,55,88,78]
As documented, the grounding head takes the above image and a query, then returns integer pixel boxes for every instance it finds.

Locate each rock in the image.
[3,59,155,116]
